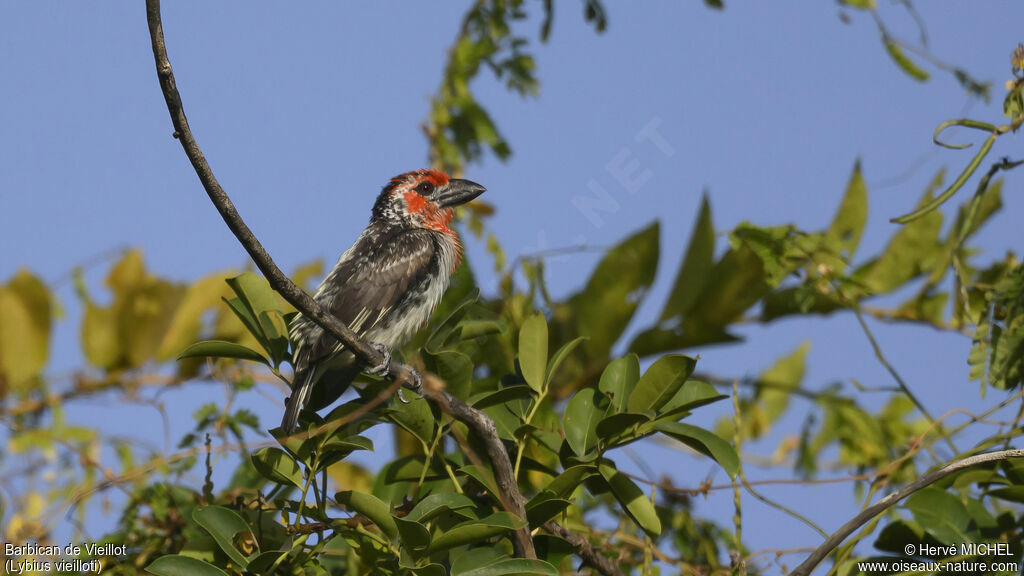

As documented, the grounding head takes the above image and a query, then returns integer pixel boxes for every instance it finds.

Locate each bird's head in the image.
[372,169,486,233]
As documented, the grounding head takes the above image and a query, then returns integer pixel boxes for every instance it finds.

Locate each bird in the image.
[282,169,486,432]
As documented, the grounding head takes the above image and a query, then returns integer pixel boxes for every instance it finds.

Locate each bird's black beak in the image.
[436,179,486,208]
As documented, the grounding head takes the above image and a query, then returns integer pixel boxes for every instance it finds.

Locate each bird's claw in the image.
[396,368,424,404]
[366,344,423,404]
[366,342,391,376]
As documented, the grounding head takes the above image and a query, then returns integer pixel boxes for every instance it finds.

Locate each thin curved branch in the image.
[144,0,537,560]
[789,449,1024,576]
[144,1,392,382]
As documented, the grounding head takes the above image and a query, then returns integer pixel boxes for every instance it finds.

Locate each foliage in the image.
[1,2,1024,576]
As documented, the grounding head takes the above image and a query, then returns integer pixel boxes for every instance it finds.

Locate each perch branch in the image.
[144,0,535,559]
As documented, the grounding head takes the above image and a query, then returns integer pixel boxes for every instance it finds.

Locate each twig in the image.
[543,521,624,576]
[202,433,214,503]
[731,380,828,539]
[789,449,1024,576]
[833,280,960,457]
[144,1,401,389]
[1,372,183,418]
[144,0,535,559]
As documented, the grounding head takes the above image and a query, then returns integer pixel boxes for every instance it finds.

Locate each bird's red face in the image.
[374,169,486,234]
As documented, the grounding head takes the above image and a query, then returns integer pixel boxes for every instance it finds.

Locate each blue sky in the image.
[2,1,1023,570]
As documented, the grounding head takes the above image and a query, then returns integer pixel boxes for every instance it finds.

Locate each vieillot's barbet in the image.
[282,169,486,432]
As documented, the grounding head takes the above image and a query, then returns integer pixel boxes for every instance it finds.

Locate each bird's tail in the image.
[282,368,315,433]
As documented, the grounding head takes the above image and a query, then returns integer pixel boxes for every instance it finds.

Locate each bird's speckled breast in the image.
[364,230,459,348]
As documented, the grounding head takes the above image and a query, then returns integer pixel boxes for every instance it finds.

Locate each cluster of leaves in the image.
[424,0,731,174]
[3,146,1022,571]
[135,254,739,574]
[834,472,1024,574]
[839,0,991,99]
[4,2,1024,573]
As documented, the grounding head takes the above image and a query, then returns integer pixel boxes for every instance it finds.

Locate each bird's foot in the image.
[396,368,424,404]
[366,342,392,376]
[365,343,423,403]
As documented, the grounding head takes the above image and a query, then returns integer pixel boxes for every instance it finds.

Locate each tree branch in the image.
[790,449,1024,576]
[543,521,624,576]
[144,0,535,559]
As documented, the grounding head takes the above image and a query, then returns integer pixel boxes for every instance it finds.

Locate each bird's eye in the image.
[416,182,435,195]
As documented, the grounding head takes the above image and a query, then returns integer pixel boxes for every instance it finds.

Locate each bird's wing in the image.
[304,229,437,365]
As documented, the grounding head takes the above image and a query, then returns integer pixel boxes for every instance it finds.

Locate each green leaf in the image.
[661,195,714,321]
[657,380,727,420]
[335,490,398,540]
[428,512,527,553]
[599,354,640,414]
[596,412,651,442]
[654,422,739,478]
[987,486,1024,503]
[904,487,972,544]
[459,465,500,499]
[572,223,659,360]
[729,224,801,288]
[953,178,1002,245]
[525,495,572,527]
[222,297,268,352]
[410,564,447,576]
[563,388,606,457]
[538,465,598,499]
[425,350,473,399]
[546,336,585,387]
[632,243,769,354]
[1005,81,1024,119]
[395,516,432,554]
[388,396,435,446]
[225,273,289,366]
[856,177,944,293]
[451,547,505,575]
[451,549,558,576]
[884,41,929,82]
[383,455,449,483]
[405,492,476,523]
[456,558,559,576]
[729,343,809,440]
[598,461,661,537]
[318,434,374,469]
[471,385,535,409]
[627,355,696,413]
[177,340,269,365]
[250,447,303,488]
[244,551,286,576]
[192,506,255,569]
[519,312,548,393]
[145,555,229,576]
[825,162,868,268]
[320,434,374,456]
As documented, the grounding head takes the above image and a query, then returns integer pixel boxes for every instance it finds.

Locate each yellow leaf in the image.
[0,270,52,391]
